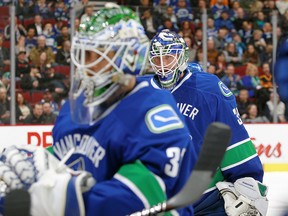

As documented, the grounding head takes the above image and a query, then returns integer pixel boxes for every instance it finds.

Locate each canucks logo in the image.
[145,104,184,134]
[218,81,232,97]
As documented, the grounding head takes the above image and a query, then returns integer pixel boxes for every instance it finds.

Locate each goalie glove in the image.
[0,145,96,216]
[216,177,268,216]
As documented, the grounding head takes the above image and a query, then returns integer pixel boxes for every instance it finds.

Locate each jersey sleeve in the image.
[83,160,193,216]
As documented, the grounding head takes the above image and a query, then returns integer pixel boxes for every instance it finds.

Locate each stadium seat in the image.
[0,6,9,17]
[22,91,32,103]
[30,91,44,104]
[235,65,247,77]
[2,40,10,49]
[23,18,35,29]
[53,65,70,77]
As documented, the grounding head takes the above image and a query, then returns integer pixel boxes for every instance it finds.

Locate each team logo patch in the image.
[218,81,232,97]
[145,104,184,134]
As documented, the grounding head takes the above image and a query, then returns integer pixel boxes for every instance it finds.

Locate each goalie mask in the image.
[149,29,189,90]
[70,5,149,124]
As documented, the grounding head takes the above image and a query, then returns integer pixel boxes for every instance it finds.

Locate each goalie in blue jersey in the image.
[0,4,198,216]
[143,29,269,216]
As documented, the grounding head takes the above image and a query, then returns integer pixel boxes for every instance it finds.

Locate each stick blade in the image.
[4,189,31,216]
[167,122,231,209]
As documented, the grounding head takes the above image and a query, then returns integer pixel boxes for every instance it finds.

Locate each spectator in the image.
[207,63,218,76]
[211,0,229,19]
[4,16,27,42]
[54,0,69,22]
[174,0,193,26]
[237,89,252,116]
[251,29,267,60]
[279,9,288,38]
[242,103,269,123]
[157,18,179,32]
[247,0,264,17]
[33,0,53,19]
[238,20,253,45]
[193,49,205,66]
[253,11,266,29]
[207,17,218,38]
[262,22,273,44]
[55,40,71,66]
[0,72,10,92]
[80,5,94,23]
[183,36,196,63]
[40,64,68,104]
[240,63,262,99]
[221,63,242,97]
[214,10,235,31]
[264,92,287,123]
[42,22,57,53]
[16,50,30,78]
[42,101,58,124]
[29,35,55,67]
[15,92,32,123]
[210,0,229,7]
[263,0,276,19]
[263,41,273,66]
[40,89,60,114]
[56,25,70,50]
[73,0,91,19]
[178,21,194,38]
[232,7,246,32]
[232,33,246,56]
[260,62,273,90]
[193,0,207,26]
[193,28,203,49]
[229,0,241,21]
[24,102,44,124]
[16,0,35,21]
[0,35,10,73]
[242,44,261,66]
[15,36,27,56]
[27,14,44,36]
[140,9,159,39]
[214,27,232,51]
[163,6,178,25]
[153,0,169,20]
[223,42,242,66]
[0,86,10,124]
[207,38,219,64]
[25,27,37,55]
[214,51,226,78]
[20,65,42,91]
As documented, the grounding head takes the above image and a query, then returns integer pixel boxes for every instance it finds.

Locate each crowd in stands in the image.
[0,0,288,124]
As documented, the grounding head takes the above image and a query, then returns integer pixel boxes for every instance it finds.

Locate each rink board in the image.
[0,124,288,215]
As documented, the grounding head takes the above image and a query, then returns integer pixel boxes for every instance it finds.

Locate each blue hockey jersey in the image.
[142,67,264,214]
[52,80,196,216]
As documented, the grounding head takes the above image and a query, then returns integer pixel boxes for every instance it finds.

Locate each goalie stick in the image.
[129,122,231,216]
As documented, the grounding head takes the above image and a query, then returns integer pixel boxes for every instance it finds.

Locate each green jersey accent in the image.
[116,160,172,216]
[208,139,257,188]
[221,139,257,169]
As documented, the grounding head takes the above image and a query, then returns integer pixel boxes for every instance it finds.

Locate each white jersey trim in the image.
[114,173,150,208]
[221,153,259,171]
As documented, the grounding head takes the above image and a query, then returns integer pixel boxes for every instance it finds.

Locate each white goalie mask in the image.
[70,6,149,124]
[149,29,189,90]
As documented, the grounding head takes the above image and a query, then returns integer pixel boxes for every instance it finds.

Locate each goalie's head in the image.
[70,4,149,124]
[149,29,188,90]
